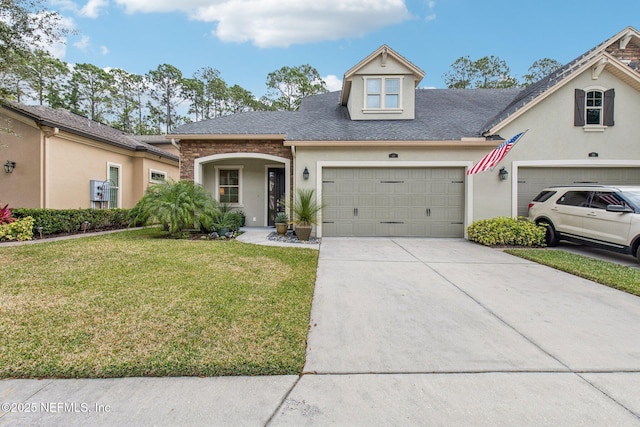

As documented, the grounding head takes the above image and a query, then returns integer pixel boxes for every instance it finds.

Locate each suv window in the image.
[589,191,624,210]
[533,190,557,202]
[621,190,640,208]
[556,191,590,207]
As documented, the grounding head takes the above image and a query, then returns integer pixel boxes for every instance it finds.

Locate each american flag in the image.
[467,131,527,175]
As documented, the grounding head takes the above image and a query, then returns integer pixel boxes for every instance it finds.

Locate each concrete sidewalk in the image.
[1,238,639,426]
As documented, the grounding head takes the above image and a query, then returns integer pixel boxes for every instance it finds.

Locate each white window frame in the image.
[362,76,404,113]
[585,89,603,126]
[582,85,607,132]
[107,162,122,208]
[149,169,167,184]
[214,165,243,206]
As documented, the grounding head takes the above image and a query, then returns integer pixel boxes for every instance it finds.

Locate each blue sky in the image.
[47,0,640,97]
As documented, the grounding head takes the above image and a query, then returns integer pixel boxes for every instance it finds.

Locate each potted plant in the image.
[275,211,289,236]
[290,188,324,241]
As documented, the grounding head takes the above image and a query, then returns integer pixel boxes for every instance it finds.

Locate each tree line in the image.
[2,1,563,136]
[1,48,329,134]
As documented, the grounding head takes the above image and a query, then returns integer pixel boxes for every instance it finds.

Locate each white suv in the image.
[528,185,640,262]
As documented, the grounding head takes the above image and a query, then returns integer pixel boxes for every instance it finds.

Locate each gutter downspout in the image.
[290,145,296,220]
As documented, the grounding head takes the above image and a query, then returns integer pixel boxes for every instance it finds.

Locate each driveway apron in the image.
[275,237,640,426]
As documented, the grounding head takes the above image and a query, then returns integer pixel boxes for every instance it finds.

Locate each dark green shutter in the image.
[574,89,585,126]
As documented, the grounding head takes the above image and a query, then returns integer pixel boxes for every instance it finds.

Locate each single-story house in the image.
[0,102,180,209]
[171,26,640,238]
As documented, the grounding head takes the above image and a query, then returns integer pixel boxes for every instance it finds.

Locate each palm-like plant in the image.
[132,179,217,235]
[291,189,324,226]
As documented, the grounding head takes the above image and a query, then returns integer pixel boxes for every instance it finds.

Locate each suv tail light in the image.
[528,202,535,210]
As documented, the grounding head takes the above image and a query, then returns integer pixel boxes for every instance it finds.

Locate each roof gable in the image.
[483,26,640,135]
[340,45,425,105]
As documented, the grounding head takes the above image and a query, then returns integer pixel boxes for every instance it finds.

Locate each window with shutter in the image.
[574,88,614,128]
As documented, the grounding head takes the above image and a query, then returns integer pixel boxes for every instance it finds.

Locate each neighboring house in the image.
[172,26,640,238]
[0,102,179,209]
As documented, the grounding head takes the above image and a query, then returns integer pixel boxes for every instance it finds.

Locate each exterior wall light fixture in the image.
[303,167,310,180]
[498,167,509,181]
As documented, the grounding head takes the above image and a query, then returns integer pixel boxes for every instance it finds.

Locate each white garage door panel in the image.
[517,167,640,216]
[322,167,465,237]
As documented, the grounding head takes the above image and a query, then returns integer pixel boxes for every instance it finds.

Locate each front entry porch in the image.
[194,153,291,227]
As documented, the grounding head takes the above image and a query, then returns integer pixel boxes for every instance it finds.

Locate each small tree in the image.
[132,180,218,235]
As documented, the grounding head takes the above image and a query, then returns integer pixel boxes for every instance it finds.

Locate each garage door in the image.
[518,167,640,216]
[322,167,465,237]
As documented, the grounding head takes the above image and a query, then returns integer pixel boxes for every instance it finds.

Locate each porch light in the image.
[498,167,509,181]
[303,167,310,180]
[4,161,15,173]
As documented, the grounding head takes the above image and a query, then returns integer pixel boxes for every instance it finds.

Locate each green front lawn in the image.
[0,228,318,378]
[505,248,640,297]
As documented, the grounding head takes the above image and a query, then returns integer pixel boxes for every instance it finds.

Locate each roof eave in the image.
[171,133,286,141]
[284,139,497,147]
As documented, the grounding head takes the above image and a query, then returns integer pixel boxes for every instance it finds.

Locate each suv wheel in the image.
[539,221,559,247]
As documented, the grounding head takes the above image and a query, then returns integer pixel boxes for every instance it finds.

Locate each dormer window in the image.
[364,77,402,111]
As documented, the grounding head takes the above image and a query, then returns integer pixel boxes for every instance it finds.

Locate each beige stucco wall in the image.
[46,137,179,209]
[0,107,179,209]
[0,112,42,208]
[296,68,640,235]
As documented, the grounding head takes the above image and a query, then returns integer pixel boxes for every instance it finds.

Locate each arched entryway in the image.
[194,153,291,227]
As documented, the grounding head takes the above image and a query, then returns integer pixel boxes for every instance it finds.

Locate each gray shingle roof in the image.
[172,88,522,141]
[3,102,178,161]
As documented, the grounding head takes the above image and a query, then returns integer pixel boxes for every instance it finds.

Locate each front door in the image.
[267,168,286,226]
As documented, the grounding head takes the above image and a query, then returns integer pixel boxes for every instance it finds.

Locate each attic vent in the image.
[381,47,388,67]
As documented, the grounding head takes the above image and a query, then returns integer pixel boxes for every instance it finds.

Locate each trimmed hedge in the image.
[467,216,546,247]
[12,208,134,237]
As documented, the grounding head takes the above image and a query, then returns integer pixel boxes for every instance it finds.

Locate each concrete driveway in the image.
[277,238,640,425]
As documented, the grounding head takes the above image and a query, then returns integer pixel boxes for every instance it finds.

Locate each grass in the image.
[505,248,640,297]
[0,228,319,378]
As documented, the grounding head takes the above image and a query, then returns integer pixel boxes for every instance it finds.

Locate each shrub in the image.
[131,179,217,235]
[467,216,546,247]
[0,204,15,224]
[0,216,34,241]
[12,208,131,236]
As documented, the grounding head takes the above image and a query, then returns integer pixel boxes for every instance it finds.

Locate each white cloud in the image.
[81,0,110,18]
[323,74,343,92]
[74,35,91,52]
[100,45,110,55]
[425,0,436,21]
[114,0,412,47]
